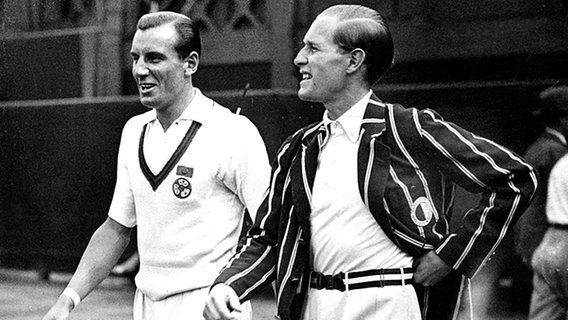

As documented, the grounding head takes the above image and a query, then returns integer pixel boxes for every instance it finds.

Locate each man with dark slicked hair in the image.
[204,4,536,320]
[42,11,269,320]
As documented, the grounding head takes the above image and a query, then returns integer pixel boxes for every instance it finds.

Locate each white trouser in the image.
[134,287,252,320]
[301,285,420,320]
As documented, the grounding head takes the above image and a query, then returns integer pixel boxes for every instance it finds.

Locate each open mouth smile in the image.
[300,71,312,82]
[139,83,156,92]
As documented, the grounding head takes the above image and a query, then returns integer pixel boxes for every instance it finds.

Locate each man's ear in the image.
[346,48,366,75]
[184,51,199,77]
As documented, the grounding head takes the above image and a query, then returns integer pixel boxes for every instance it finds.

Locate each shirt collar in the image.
[149,88,211,126]
[322,90,372,143]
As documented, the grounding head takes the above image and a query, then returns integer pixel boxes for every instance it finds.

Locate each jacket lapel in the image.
[289,123,322,237]
[357,95,392,220]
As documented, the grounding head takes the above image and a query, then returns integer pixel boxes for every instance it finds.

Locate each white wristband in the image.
[61,288,81,308]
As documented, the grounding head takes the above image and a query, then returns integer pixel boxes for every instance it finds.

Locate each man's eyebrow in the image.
[146,51,167,58]
[303,39,316,47]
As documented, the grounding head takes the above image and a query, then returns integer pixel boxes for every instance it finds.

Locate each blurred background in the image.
[0,0,567,319]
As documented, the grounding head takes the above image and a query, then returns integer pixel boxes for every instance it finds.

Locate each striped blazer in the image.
[215,94,538,320]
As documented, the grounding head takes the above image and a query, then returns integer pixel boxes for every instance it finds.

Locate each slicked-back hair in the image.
[137,11,201,59]
[319,5,394,85]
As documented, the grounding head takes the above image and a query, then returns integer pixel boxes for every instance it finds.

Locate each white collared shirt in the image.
[310,90,412,274]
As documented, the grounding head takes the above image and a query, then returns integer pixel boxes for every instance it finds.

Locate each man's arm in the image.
[411,108,538,281]
[413,251,452,286]
[204,132,303,319]
[42,217,132,320]
[224,115,271,221]
[203,284,245,320]
[514,141,566,267]
[203,182,279,320]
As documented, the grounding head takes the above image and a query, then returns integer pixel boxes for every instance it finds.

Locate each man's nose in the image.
[133,60,150,76]
[294,47,307,67]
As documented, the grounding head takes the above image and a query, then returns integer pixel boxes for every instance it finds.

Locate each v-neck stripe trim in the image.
[138,121,202,191]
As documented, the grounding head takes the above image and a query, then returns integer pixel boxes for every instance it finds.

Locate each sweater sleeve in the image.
[213,135,296,301]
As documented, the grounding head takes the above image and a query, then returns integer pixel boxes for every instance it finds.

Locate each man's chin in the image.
[139,96,157,108]
[297,91,316,102]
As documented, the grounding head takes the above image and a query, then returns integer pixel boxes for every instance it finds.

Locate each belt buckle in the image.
[333,272,346,292]
[311,272,323,289]
[311,272,346,291]
[323,274,334,290]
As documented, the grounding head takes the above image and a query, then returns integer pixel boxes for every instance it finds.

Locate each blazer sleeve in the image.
[212,135,296,301]
[412,108,538,278]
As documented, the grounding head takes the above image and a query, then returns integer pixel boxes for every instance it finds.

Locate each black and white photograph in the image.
[0,1,567,319]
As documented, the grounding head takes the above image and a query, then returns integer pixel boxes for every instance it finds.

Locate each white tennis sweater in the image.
[108,89,269,300]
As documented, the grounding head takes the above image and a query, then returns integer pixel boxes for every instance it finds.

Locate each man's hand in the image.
[42,295,74,320]
[203,284,244,320]
[413,251,452,286]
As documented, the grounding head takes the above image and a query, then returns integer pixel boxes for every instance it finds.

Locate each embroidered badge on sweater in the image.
[172,165,193,199]
[176,165,193,178]
[173,177,192,199]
